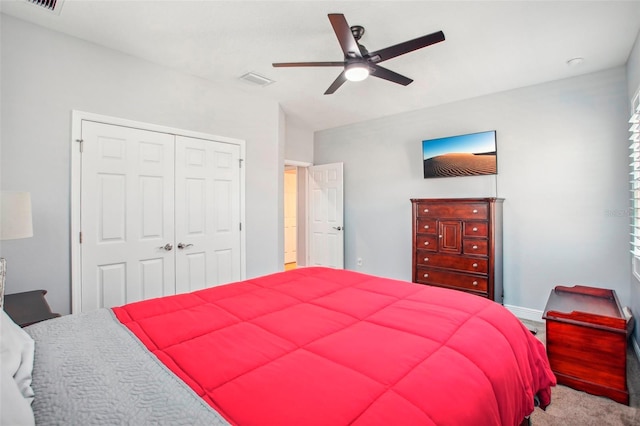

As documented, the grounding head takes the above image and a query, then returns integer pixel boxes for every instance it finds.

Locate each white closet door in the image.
[174,136,242,293]
[80,121,175,311]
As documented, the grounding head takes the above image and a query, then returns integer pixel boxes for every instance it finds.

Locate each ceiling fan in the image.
[272,13,445,95]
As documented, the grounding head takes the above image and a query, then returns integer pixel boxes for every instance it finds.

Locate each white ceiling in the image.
[2,0,640,131]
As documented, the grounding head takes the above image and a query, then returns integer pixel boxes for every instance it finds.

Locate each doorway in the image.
[282,161,344,271]
[284,166,297,270]
[283,160,312,271]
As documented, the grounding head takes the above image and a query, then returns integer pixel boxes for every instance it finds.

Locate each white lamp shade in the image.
[0,192,33,240]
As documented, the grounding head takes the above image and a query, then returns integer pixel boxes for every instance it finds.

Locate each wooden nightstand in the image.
[4,290,61,327]
[543,285,633,405]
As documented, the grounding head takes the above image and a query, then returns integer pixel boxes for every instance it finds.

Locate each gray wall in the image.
[315,67,630,315]
[627,29,640,345]
[285,115,314,165]
[0,15,284,314]
[628,30,640,104]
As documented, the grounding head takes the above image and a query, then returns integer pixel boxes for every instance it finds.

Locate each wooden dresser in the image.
[411,198,504,302]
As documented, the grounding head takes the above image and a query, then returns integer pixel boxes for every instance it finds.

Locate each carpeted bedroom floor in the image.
[521,319,640,425]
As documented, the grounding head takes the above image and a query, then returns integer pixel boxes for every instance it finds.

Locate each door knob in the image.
[160,243,173,251]
[177,243,194,249]
[333,226,343,231]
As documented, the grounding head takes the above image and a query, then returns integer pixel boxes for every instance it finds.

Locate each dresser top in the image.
[543,285,630,333]
[411,197,504,203]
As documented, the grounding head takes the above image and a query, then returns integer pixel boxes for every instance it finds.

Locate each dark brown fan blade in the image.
[328,14,362,58]
[273,61,345,67]
[324,71,347,95]
[369,64,413,86]
[367,31,445,63]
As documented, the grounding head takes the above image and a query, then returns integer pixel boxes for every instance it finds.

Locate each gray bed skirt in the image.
[25,309,229,425]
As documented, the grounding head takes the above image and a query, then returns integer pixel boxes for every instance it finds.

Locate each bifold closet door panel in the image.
[174,136,242,294]
[80,121,176,312]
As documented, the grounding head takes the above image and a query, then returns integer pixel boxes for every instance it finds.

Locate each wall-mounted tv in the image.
[422,130,497,178]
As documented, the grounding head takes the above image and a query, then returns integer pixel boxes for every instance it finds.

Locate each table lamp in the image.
[0,191,34,309]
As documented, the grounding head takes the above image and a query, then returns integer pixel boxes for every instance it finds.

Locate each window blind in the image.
[24,0,64,14]
[630,97,640,257]
[27,0,58,11]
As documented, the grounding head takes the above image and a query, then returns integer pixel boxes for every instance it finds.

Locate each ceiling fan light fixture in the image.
[344,63,369,82]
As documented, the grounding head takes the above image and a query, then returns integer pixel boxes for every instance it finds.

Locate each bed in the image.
[4,267,555,425]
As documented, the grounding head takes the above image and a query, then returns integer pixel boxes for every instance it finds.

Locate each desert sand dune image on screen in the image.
[423,152,496,178]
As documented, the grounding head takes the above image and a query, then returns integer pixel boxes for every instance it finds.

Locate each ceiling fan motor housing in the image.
[350,25,365,40]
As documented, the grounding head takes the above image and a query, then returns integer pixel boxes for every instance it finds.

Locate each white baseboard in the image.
[504,304,544,323]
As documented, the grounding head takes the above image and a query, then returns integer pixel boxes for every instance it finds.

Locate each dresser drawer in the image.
[416,218,437,235]
[416,250,488,274]
[416,235,437,251]
[463,239,488,256]
[415,267,488,293]
[416,202,488,219]
[463,221,488,237]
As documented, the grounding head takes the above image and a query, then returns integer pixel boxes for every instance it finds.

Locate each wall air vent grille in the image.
[24,0,64,14]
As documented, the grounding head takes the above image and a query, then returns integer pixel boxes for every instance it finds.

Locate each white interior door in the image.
[307,163,344,268]
[80,121,175,311]
[174,136,242,293]
[284,168,297,264]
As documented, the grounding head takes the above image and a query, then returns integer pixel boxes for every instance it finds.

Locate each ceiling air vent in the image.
[24,0,65,14]
[239,72,275,87]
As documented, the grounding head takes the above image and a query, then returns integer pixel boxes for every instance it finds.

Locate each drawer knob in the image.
[472,281,478,286]
[472,263,478,268]
[472,209,478,214]
[423,273,429,278]
[424,241,430,246]
[423,208,429,213]
[472,227,478,232]
[424,257,429,262]
[424,225,429,229]
[472,245,478,249]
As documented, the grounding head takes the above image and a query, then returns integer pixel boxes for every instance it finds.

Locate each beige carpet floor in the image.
[521,319,640,425]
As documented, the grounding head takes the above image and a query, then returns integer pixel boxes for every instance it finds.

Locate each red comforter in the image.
[113,267,555,425]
